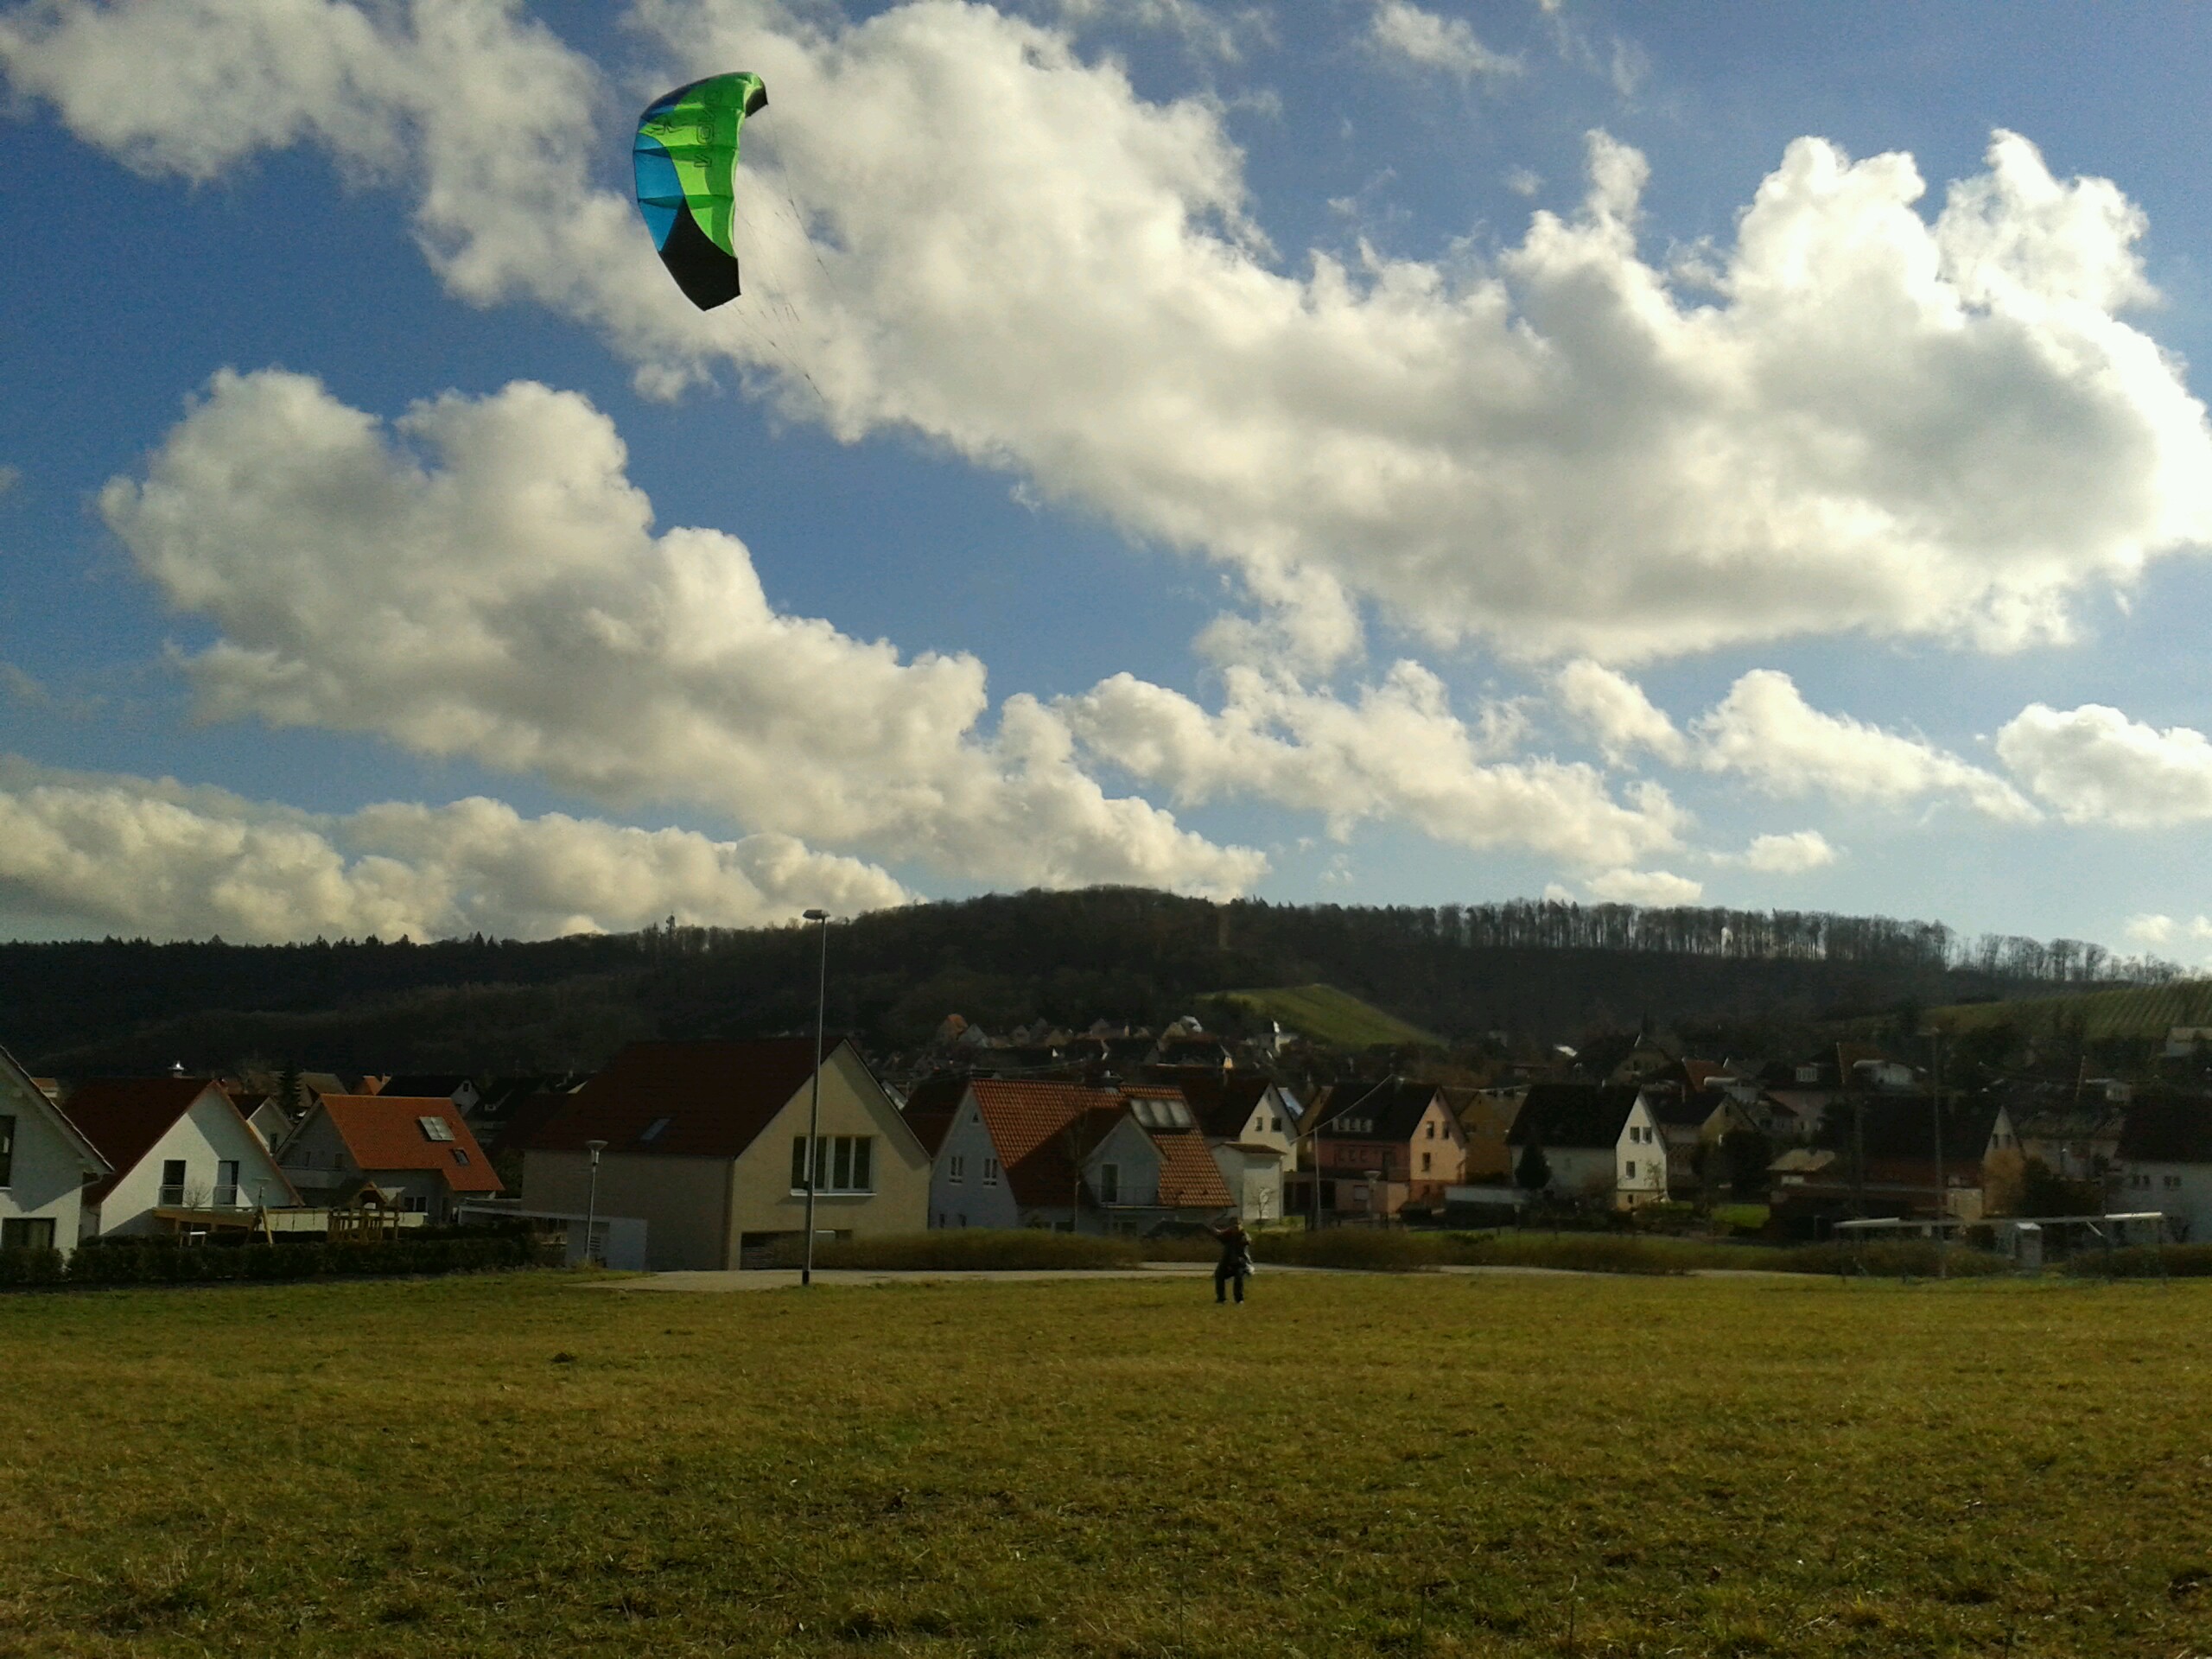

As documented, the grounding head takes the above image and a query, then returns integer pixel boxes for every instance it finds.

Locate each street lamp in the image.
[583,1139,607,1267]
[802,908,831,1287]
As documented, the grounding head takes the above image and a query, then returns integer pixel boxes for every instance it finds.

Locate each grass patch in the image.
[769,1230,1142,1271]
[1213,982,1442,1048]
[2,1272,2209,1656]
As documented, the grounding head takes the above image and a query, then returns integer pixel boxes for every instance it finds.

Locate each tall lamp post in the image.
[583,1139,607,1267]
[802,908,831,1287]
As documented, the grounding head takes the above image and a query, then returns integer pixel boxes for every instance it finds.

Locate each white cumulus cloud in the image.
[1996,702,2212,827]
[1739,830,1840,874]
[1693,670,2037,822]
[1367,2,1519,81]
[8,3,2208,664]
[1063,661,1687,867]
[0,758,906,943]
[1582,867,1702,906]
[100,368,1263,896]
[1553,658,1689,765]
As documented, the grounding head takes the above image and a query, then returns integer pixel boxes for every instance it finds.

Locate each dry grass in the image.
[3,1271,2211,1656]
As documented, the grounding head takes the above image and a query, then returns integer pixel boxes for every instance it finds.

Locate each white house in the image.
[1508,1084,1668,1210]
[1156,1071,1298,1224]
[0,1045,109,1255]
[63,1077,299,1239]
[2110,1103,2212,1243]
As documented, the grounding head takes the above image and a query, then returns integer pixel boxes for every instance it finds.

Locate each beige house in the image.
[519,1039,928,1269]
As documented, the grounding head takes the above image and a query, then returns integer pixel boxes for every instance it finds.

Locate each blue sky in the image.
[2,0,2210,957]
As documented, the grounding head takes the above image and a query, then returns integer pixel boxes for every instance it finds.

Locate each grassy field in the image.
[1217,982,1442,1050]
[5,1272,2212,1657]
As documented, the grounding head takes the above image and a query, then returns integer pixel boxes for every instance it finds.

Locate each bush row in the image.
[1,1233,553,1290]
[780,1230,1143,1272]
[2067,1243,2212,1278]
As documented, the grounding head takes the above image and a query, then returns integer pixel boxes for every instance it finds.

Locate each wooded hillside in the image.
[3,888,2168,1075]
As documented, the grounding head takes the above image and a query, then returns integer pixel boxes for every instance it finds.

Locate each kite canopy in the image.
[633,72,767,310]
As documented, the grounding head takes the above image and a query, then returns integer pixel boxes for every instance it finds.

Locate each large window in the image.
[1,1217,54,1250]
[790,1135,876,1193]
[948,1154,966,1184]
[159,1160,187,1207]
[0,1115,12,1187]
[214,1160,240,1207]
[1097,1163,1120,1204]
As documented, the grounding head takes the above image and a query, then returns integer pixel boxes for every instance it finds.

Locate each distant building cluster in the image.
[7,1012,2212,1272]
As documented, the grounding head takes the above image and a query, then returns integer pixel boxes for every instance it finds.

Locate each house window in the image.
[1097,1163,1120,1203]
[452,1149,471,1167]
[214,1160,240,1207]
[2165,1174,2183,1190]
[160,1160,187,1207]
[418,1116,455,1142]
[1,1217,54,1250]
[949,1154,966,1184]
[0,1115,13,1187]
[982,1157,1000,1186]
[1426,1122,1436,1140]
[791,1136,874,1193]
[1421,1153,1432,1173]
[400,1195,429,1213]
[1626,1161,1637,1179]
[639,1116,672,1144]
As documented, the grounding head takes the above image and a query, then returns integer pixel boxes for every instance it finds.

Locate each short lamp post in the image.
[583,1139,607,1268]
[802,908,831,1287]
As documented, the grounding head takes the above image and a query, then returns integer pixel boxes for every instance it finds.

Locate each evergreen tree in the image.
[1515,1140,1551,1192]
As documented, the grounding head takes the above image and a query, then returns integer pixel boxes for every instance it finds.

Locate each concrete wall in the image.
[92,1089,292,1237]
[929,1092,1021,1230]
[0,1072,89,1253]
[524,1149,732,1271]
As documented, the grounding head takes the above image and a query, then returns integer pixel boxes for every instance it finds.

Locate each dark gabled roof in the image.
[1144,1067,1273,1140]
[63,1077,235,1205]
[1817,1096,2003,1162]
[2117,1099,2212,1163]
[1509,1084,1641,1151]
[483,1091,575,1158]
[1644,1087,1720,1130]
[1314,1077,1445,1145]
[381,1075,475,1101]
[899,1072,969,1159]
[523,1039,847,1160]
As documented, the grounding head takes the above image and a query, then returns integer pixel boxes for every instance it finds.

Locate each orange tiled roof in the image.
[968,1080,1122,1207]
[319,1096,504,1194]
[1149,1127,1234,1208]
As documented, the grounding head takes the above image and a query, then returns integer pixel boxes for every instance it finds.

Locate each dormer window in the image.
[639,1116,673,1144]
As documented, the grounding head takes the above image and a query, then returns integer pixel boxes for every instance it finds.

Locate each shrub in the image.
[1440,1232,1737,1274]
[784,1230,1143,1272]
[2066,1243,2212,1279]
[64,1232,547,1287]
[0,1246,67,1288]
[1252,1229,1445,1271]
[1774,1240,2009,1279]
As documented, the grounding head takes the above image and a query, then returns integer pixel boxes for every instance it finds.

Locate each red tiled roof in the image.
[319,1096,504,1193]
[1150,1127,1234,1208]
[64,1078,246,1205]
[965,1080,1123,1208]
[521,1039,837,1161]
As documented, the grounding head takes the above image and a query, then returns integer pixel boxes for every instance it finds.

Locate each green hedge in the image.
[0,1247,66,1287]
[1774,1239,2010,1278]
[776,1230,1143,1271]
[2066,1243,2212,1279]
[58,1233,551,1287]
